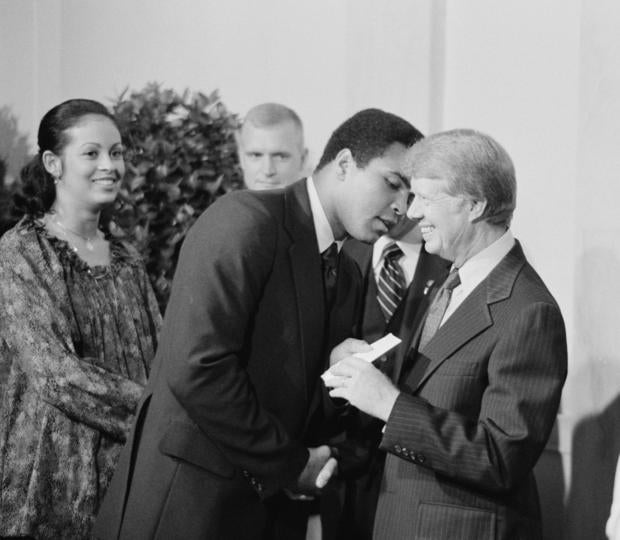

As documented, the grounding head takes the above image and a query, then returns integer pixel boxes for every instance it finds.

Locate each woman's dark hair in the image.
[14,99,119,218]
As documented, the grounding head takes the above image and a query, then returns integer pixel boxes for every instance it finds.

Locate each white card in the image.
[321,333,402,386]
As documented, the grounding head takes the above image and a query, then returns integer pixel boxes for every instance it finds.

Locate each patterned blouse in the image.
[0,217,161,539]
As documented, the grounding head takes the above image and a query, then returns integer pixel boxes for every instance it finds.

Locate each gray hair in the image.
[407,129,516,227]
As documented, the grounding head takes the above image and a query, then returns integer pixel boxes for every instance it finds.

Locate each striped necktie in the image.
[417,268,461,350]
[377,243,406,321]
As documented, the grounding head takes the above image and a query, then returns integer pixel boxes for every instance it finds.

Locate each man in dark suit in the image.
[327,129,568,539]
[94,109,422,540]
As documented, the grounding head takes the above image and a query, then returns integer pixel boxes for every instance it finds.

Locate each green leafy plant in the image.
[0,106,31,236]
[110,83,243,310]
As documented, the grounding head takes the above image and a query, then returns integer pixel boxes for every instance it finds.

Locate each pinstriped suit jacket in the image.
[373,241,567,540]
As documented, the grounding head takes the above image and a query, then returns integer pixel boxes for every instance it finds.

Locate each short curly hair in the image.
[315,108,422,171]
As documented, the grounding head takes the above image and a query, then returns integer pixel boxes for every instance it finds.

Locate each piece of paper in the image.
[321,333,402,386]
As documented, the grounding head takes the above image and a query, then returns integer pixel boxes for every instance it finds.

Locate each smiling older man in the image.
[327,129,567,540]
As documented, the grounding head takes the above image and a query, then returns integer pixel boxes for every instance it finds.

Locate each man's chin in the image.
[349,228,379,244]
[247,179,282,190]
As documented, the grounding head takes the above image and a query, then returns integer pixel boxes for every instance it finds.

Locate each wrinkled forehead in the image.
[410,175,454,197]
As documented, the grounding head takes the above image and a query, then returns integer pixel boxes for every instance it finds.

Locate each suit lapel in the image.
[410,242,527,391]
[284,180,325,401]
[392,249,450,381]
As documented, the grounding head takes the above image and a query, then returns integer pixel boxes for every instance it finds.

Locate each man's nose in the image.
[261,156,276,176]
[392,190,409,216]
[407,196,422,220]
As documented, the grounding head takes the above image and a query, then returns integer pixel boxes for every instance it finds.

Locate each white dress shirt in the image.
[306,176,341,253]
[441,229,515,326]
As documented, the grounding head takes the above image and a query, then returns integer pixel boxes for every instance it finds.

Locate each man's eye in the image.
[384,177,400,189]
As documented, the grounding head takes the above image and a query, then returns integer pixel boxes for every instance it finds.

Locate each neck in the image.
[453,224,505,268]
[312,168,346,240]
[50,202,101,237]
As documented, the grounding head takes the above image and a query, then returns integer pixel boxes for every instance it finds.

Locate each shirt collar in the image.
[372,227,423,269]
[306,177,340,253]
[456,229,515,288]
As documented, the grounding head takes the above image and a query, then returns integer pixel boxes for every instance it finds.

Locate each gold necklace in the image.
[54,219,101,251]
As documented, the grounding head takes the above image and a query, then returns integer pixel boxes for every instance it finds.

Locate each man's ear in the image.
[334,148,353,180]
[469,199,487,222]
[300,147,309,168]
[42,150,62,178]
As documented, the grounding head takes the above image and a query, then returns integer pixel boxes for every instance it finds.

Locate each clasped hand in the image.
[285,445,338,500]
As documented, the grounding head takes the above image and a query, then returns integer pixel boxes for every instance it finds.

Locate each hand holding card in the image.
[322,333,401,386]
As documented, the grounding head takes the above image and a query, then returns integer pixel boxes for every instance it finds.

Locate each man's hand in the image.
[326,356,400,421]
[329,338,372,367]
[286,445,338,499]
[315,454,338,489]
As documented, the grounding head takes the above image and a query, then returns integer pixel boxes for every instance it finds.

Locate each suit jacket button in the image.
[394,444,402,453]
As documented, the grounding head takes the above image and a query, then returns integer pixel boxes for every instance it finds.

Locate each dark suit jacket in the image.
[326,238,447,540]
[94,180,362,540]
[373,241,568,540]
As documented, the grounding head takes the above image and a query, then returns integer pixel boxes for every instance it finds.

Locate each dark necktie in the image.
[321,242,339,311]
[377,243,406,322]
[417,268,461,350]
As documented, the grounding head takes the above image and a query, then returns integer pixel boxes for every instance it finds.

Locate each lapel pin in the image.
[423,280,435,296]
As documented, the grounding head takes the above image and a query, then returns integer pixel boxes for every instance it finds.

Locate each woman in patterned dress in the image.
[0,99,161,538]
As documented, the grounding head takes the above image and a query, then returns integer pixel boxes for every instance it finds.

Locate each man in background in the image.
[238,102,308,190]
[327,129,567,540]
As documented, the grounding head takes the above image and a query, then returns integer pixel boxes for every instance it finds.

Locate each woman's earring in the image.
[53,174,61,185]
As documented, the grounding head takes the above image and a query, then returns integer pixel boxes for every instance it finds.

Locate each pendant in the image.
[85,239,95,251]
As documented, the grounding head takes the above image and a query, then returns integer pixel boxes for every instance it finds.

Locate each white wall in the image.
[439,2,620,538]
[3,1,620,538]
[1,0,436,167]
[0,0,62,155]
[565,1,620,538]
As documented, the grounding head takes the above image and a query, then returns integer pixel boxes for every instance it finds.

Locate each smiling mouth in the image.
[92,177,118,185]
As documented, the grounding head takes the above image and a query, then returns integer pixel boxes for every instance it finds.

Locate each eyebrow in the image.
[394,172,410,189]
[79,141,123,148]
